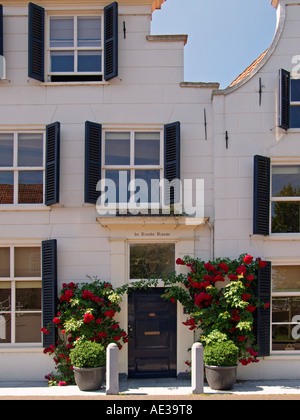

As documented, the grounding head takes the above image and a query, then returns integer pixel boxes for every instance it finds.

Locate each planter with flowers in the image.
[160,253,270,376]
[203,338,239,390]
[42,278,129,386]
[70,340,106,391]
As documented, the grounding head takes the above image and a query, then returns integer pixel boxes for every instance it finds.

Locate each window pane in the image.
[78,51,101,72]
[51,51,74,72]
[0,248,10,277]
[272,297,300,321]
[272,266,300,292]
[134,169,160,203]
[0,134,13,167]
[0,171,14,204]
[105,133,130,165]
[290,105,300,128]
[77,17,101,47]
[50,17,74,47]
[0,313,11,343]
[16,313,41,343]
[14,247,41,277]
[271,201,300,233]
[272,324,300,351]
[105,170,130,203]
[16,281,42,311]
[18,134,43,167]
[134,133,160,165]
[291,79,300,102]
[272,166,300,197]
[0,282,11,311]
[18,171,43,204]
[130,243,175,280]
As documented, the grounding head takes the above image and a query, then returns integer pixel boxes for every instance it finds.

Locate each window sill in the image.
[0,205,51,211]
[42,80,110,87]
[0,345,43,353]
[263,234,300,241]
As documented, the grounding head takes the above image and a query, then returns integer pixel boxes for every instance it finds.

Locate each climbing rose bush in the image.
[42,278,129,386]
[162,254,270,366]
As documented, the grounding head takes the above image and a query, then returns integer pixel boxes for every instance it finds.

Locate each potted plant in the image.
[70,340,106,391]
[204,340,239,390]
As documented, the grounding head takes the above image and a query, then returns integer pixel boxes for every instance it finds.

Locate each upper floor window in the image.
[27,2,118,83]
[0,133,44,205]
[271,165,300,233]
[49,15,102,82]
[103,130,162,204]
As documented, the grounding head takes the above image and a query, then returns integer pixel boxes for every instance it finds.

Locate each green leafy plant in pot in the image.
[204,340,239,390]
[70,340,106,391]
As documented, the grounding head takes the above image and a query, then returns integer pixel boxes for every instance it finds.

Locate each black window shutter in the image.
[45,122,60,205]
[0,5,3,57]
[85,121,102,204]
[164,121,180,205]
[42,239,57,348]
[104,2,118,81]
[254,261,271,357]
[28,2,45,82]
[253,155,270,235]
[279,68,290,130]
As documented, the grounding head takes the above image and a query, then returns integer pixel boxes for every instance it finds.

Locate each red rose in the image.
[218,262,229,273]
[104,310,115,317]
[113,336,120,341]
[241,293,251,301]
[245,305,256,312]
[53,317,61,324]
[83,313,95,323]
[259,260,267,268]
[238,336,245,342]
[95,318,103,324]
[236,265,247,276]
[176,258,185,265]
[243,255,253,265]
[111,323,119,329]
[246,275,254,281]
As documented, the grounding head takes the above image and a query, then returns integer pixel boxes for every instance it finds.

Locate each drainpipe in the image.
[205,219,214,261]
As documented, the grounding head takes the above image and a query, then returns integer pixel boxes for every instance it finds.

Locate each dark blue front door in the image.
[128,288,177,378]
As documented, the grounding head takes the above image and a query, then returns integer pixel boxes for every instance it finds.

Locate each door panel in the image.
[128,287,177,378]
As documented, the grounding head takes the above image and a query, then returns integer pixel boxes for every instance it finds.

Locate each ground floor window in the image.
[129,243,175,280]
[272,265,300,351]
[0,246,42,344]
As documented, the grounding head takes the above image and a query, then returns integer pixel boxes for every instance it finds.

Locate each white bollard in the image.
[191,342,204,394]
[106,343,119,395]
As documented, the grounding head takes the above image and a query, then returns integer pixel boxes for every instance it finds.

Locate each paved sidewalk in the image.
[0,378,300,399]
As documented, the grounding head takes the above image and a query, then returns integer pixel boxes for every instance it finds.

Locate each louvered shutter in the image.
[253,155,270,235]
[279,69,290,130]
[85,121,102,204]
[0,5,3,57]
[28,2,45,82]
[254,261,271,357]
[42,239,57,348]
[104,2,118,81]
[164,121,180,205]
[45,122,60,205]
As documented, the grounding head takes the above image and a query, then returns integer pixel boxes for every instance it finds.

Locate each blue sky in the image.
[151,0,277,88]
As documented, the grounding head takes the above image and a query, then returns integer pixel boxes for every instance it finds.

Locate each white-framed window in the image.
[0,246,42,345]
[271,164,300,233]
[129,242,175,281]
[0,132,44,205]
[103,130,163,206]
[47,13,103,82]
[271,264,300,352]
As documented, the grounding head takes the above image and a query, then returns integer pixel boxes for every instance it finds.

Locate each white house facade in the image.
[0,0,300,382]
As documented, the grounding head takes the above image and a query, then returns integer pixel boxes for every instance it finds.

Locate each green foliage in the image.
[70,341,106,368]
[204,340,239,367]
